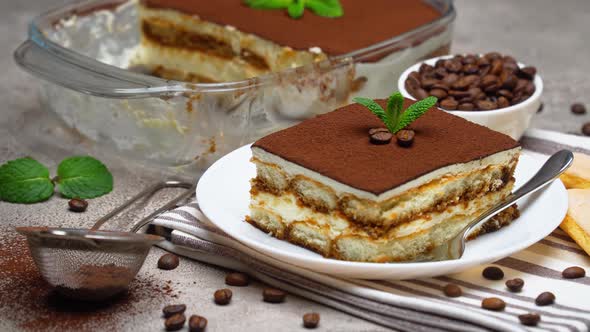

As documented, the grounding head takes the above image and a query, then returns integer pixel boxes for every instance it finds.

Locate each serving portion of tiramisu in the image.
[248,97,521,262]
[135,0,445,83]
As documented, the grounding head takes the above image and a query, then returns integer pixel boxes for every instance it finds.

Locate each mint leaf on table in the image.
[306,0,344,17]
[56,156,113,199]
[0,157,54,204]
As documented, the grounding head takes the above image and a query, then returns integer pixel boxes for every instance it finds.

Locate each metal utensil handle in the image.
[461,150,573,240]
[90,180,195,232]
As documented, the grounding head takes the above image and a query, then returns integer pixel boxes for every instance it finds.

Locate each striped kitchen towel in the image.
[151,129,590,332]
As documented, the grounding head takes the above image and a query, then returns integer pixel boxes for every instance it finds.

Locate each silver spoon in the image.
[429,149,573,262]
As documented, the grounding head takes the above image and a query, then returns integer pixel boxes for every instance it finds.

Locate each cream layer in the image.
[249,186,516,261]
[252,146,520,201]
[251,185,512,239]
[135,4,325,81]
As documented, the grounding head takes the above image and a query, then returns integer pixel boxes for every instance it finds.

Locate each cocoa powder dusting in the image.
[0,235,174,331]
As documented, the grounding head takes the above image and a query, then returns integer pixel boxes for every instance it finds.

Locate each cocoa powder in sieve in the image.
[0,234,174,331]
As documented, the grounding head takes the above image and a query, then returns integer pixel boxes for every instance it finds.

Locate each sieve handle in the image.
[91,180,195,232]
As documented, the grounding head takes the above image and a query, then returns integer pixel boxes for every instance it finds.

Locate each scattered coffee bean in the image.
[369,131,392,145]
[165,314,186,331]
[396,129,415,147]
[368,127,389,135]
[68,198,88,212]
[518,313,541,326]
[582,122,590,136]
[163,304,186,318]
[535,292,555,306]
[443,284,462,297]
[562,266,586,279]
[158,254,180,270]
[537,102,544,113]
[571,103,587,115]
[405,53,536,111]
[189,315,208,332]
[482,266,504,280]
[481,297,506,311]
[225,272,250,286]
[214,288,232,305]
[263,287,287,303]
[505,278,524,292]
[303,312,320,329]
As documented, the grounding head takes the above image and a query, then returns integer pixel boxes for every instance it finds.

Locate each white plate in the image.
[197,145,568,279]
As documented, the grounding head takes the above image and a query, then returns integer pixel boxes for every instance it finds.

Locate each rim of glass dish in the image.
[28,0,456,95]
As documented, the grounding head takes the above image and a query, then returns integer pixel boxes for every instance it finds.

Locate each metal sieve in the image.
[16,180,194,301]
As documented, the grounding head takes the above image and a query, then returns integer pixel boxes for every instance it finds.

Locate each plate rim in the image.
[197,144,568,278]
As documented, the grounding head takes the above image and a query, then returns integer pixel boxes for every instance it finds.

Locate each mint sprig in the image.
[245,0,343,19]
[353,92,438,134]
[0,156,113,204]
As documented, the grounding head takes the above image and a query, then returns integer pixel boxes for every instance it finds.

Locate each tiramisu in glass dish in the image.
[14,0,455,175]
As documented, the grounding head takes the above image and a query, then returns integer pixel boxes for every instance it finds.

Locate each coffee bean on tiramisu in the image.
[225,272,250,286]
[535,292,555,306]
[68,198,88,212]
[165,314,186,331]
[505,278,524,292]
[562,266,586,279]
[582,122,590,136]
[571,103,587,115]
[303,313,320,329]
[263,287,287,303]
[369,127,389,135]
[482,266,504,280]
[370,131,393,145]
[163,304,186,318]
[443,284,462,297]
[396,129,415,147]
[189,315,208,332]
[518,313,541,326]
[158,253,180,270]
[214,288,232,305]
[481,297,506,311]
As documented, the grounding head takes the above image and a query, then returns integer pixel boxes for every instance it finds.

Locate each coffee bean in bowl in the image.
[399,54,543,140]
[403,53,536,111]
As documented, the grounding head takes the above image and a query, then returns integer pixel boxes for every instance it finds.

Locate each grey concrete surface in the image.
[0,0,588,331]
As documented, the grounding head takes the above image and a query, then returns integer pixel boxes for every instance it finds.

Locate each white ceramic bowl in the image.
[398,55,543,140]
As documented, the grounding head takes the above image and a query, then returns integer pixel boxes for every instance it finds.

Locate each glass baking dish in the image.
[14,0,455,177]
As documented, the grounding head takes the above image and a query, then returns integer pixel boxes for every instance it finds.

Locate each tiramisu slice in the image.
[135,0,443,82]
[248,98,521,262]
